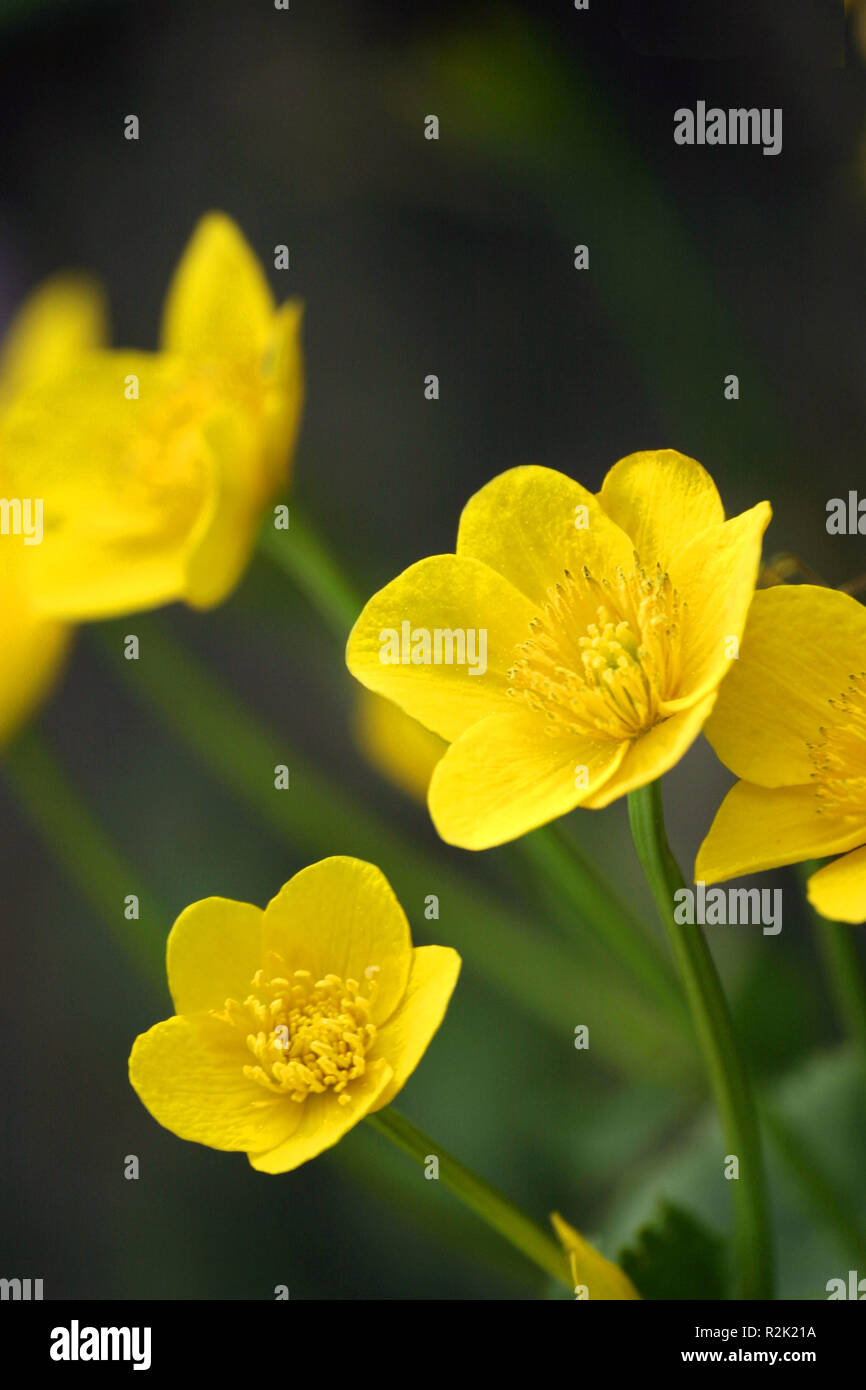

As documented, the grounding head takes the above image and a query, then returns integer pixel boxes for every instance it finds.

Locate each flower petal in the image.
[598,449,725,568]
[551,1213,640,1300]
[182,402,267,608]
[262,857,413,1024]
[704,585,866,786]
[160,212,274,362]
[665,501,771,708]
[456,465,634,606]
[355,689,446,803]
[260,300,305,493]
[248,1058,393,1173]
[367,946,461,1110]
[0,566,71,745]
[346,554,538,742]
[1,353,220,619]
[129,1012,299,1153]
[808,847,866,924]
[581,694,717,809]
[166,897,264,1015]
[696,781,866,883]
[0,274,107,400]
[427,710,626,849]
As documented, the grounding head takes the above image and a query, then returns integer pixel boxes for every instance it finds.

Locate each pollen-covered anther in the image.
[507,563,683,740]
[809,673,866,816]
[214,955,379,1105]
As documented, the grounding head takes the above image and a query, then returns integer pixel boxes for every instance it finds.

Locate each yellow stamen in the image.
[808,673,866,816]
[213,952,378,1103]
[507,560,683,740]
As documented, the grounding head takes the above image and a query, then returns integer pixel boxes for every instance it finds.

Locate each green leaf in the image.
[619,1200,728,1301]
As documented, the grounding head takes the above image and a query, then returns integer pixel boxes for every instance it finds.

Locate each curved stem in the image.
[367,1108,570,1288]
[259,504,360,637]
[627,780,774,1300]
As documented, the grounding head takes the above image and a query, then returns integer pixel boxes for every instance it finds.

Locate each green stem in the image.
[367,1108,570,1288]
[627,780,773,1300]
[522,824,691,1036]
[800,862,866,1061]
[3,729,168,989]
[259,505,361,636]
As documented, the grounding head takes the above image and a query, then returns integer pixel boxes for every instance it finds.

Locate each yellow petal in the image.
[0,274,107,400]
[248,1058,393,1173]
[808,848,866,924]
[1,353,221,619]
[181,402,267,608]
[160,212,274,362]
[346,555,538,742]
[129,1012,299,1153]
[582,693,717,809]
[704,585,866,786]
[355,689,446,802]
[456,465,634,606]
[166,897,264,1015]
[262,857,413,1024]
[0,569,71,745]
[260,300,305,494]
[551,1212,640,1300]
[696,781,866,882]
[367,946,461,1110]
[599,449,724,568]
[427,710,626,849]
[665,501,771,708]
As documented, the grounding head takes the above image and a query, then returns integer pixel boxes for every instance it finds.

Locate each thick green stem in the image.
[367,1108,570,1288]
[627,780,773,1300]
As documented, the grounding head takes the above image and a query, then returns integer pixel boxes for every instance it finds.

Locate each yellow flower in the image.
[0,276,104,743]
[551,1212,640,1299]
[697,584,866,923]
[355,689,446,802]
[129,857,461,1173]
[1,213,303,620]
[346,451,771,848]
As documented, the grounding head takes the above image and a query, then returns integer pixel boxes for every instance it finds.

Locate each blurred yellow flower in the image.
[1,213,304,620]
[347,451,770,849]
[355,688,446,802]
[697,584,866,923]
[129,857,461,1173]
[551,1212,640,1299]
[0,276,104,743]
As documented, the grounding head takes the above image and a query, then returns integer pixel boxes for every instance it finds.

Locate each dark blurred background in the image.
[0,0,864,1299]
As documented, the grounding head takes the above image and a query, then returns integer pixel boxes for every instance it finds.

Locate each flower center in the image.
[808,672,866,817]
[507,563,683,741]
[215,955,379,1106]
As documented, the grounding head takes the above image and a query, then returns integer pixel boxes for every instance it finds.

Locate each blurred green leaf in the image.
[619,1199,728,1300]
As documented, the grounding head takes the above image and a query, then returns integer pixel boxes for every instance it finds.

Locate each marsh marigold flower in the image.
[697,584,866,924]
[346,451,771,849]
[551,1213,640,1299]
[0,275,104,742]
[129,857,461,1172]
[0,213,303,619]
